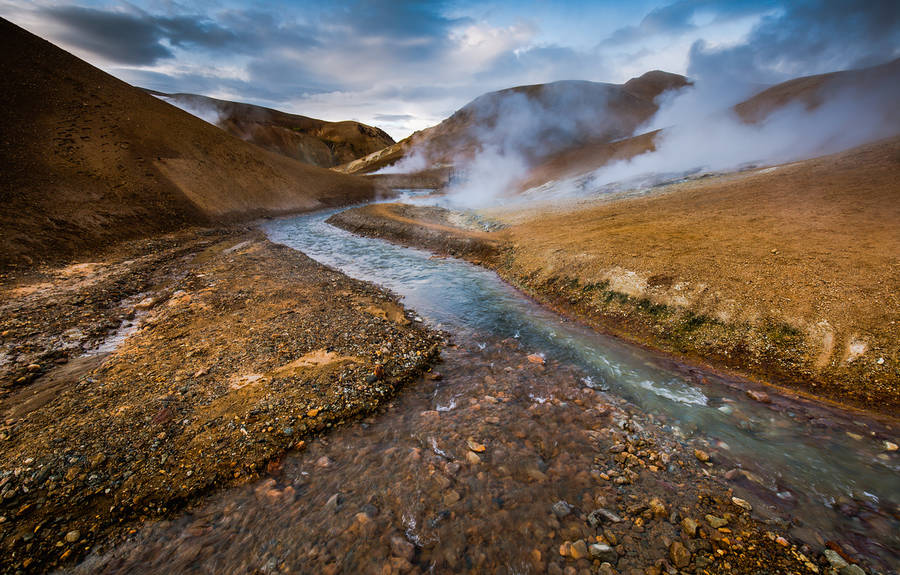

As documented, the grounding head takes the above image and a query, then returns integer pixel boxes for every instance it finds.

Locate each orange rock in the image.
[527,354,545,365]
[467,438,487,452]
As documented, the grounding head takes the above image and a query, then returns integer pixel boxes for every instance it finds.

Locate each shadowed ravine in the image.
[71,206,898,573]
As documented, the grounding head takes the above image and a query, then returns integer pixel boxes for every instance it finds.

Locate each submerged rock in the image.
[669,541,691,567]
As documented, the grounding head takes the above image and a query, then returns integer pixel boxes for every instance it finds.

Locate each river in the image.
[72,206,898,574]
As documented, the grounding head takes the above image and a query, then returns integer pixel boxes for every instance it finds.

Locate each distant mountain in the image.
[522,58,900,190]
[0,18,374,269]
[148,91,395,168]
[335,71,688,175]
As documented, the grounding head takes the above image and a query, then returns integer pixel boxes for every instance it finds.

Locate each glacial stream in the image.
[74,205,898,574]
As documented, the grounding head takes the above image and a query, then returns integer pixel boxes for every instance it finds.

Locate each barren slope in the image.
[149,91,395,168]
[0,18,374,269]
[335,71,688,175]
[523,58,900,189]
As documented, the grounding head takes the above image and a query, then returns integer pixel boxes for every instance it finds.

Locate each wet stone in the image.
[552,500,573,518]
[669,541,691,568]
[589,543,617,562]
[390,535,415,562]
[588,508,622,527]
[824,549,849,570]
[568,539,588,560]
[681,517,699,537]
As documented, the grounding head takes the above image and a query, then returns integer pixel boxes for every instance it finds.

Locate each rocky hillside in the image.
[149,91,395,168]
[0,18,375,269]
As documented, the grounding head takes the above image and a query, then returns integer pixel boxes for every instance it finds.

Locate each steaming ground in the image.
[362,58,900,210]
[329,136,900,415]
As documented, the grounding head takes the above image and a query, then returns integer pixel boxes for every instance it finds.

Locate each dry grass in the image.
[496,137,900,411]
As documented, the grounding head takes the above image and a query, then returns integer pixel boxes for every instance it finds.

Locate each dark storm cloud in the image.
[602,0,775,46]
[41,5,238,65]
[687,0,900,83]
[122,68,299,104]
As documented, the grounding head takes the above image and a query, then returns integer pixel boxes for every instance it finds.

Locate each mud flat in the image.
[0,228,439,573]
[327,138,900,416]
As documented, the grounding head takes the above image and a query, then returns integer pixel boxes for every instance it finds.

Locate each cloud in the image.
[40,5,238,65]
[2,0,897,141]
[602,0,776,46]
[373,114,417,123]
[687,0,900,85]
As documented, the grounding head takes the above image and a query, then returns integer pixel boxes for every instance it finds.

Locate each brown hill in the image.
[335,71,688,176]
[0,18,375,269]
[735,57,900,123]
[148,91,395,168]
[521,58,900,191]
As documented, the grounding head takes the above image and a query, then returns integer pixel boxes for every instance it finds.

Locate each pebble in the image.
[597,563,615,575]
[840,566,866,575]
[823,549,848,569]
[669,541,691,568]
[465,452,481,465]
[587,508,622,527]
[527,354,545,365]
[681,517,699,537]
[705,515,728,528]
[443,490,461,505]
[745,390,771,403]
[568,539,588,560]
[589,543,617,562]
[466,438,486,452]
[648,497,666,518]
[552,500,572,518]
[731,496,752,511]
[390,535,414,561]
[694,449,710,462]
[65,530,80,543]
[775,536,789,547]
[883,441,898,452]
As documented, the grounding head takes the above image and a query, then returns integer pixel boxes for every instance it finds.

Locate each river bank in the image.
[0,227,440,573]
[327,138,900,417]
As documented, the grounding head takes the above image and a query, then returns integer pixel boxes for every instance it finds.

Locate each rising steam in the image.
[422,61,900,208]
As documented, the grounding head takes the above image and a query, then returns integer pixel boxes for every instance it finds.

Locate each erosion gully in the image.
[71,201,898,574]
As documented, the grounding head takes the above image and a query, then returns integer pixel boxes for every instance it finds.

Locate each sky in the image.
[2,0,898,140]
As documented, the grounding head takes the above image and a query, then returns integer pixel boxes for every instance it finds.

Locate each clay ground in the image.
[0,228,440,574]
[329,137,900,416]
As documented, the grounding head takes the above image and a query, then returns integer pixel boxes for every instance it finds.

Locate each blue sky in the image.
[2,0,897,139]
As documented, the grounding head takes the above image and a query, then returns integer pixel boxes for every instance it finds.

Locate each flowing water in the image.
[74,206,898,574]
